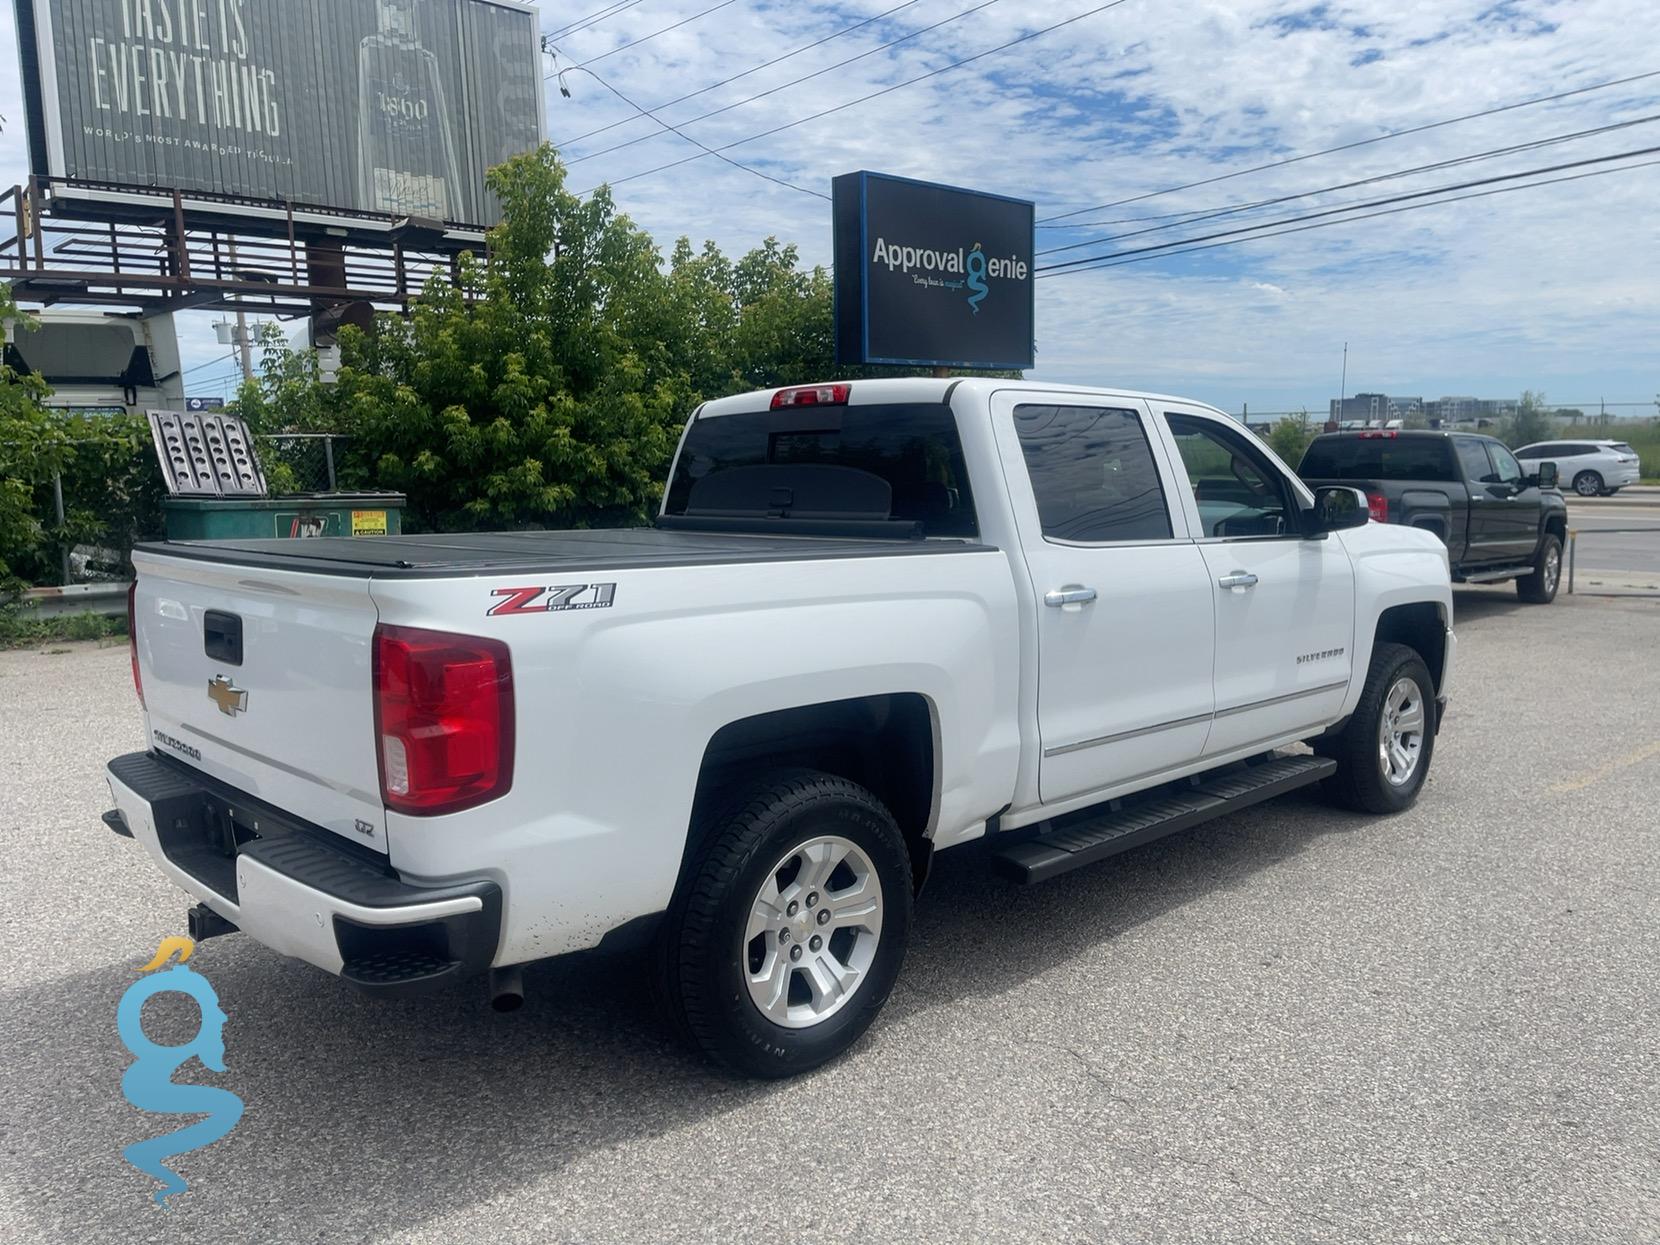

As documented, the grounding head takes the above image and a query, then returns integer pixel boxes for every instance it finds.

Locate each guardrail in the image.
[8,581,131,618]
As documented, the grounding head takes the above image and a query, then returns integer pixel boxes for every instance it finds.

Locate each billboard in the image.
[833,170,1034,371]
[13,0,544,228]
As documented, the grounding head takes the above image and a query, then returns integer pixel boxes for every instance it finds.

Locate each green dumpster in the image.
[163,493,407,542]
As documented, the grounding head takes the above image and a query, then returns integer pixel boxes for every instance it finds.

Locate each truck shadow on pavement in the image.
[4,788,1361,1241]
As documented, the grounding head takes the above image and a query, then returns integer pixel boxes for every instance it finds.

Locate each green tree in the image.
[237,146,692,531]
[1500,390,1556,449]
[234,144,908,532]
[1266,409,1316,466]
[0,289,160,586]
[0,294,58,587]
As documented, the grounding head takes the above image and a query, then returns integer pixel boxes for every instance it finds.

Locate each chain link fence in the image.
[256,434,348,494]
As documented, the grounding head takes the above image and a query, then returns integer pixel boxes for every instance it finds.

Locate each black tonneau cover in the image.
[136,526,994,579]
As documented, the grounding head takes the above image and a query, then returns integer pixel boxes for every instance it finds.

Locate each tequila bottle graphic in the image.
[356,0,463,218]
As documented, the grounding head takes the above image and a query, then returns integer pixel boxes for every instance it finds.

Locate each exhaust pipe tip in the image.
[489,965,525,1013]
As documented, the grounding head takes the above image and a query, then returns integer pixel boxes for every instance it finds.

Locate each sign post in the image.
[832,171,1034,371]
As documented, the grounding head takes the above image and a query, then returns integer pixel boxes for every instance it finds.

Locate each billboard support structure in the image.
[0,175,481,316]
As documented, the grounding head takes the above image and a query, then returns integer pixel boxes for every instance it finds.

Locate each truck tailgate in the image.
[132,549,388,851]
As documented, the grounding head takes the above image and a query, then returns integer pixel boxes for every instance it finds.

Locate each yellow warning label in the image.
[351,510,388,537]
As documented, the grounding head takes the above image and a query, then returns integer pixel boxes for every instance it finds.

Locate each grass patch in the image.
[0,607,128,649]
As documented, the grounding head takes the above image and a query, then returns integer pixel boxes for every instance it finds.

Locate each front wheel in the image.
[1517,532,1562,604]
[1320,643,1436,814]
[658,769,913,1078]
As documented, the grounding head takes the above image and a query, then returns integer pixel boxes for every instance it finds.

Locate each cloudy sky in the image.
[3,0,1657,417]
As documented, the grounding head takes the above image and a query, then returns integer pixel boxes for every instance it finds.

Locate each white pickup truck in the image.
[107,378,1454,1076]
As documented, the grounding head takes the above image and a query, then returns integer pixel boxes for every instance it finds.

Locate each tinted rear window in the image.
[1299,437,1454,482]
[664,403,977,537]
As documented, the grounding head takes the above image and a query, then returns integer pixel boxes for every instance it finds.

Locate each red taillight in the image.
[771,383,850,409]
[1357,429,1399,439]
[128,582,144,708]
[1366,491,1389,523]
[372,624,514,816]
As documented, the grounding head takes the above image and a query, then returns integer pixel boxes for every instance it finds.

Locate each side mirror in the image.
[1303,485,1369,536]
[1530,461,1558,490]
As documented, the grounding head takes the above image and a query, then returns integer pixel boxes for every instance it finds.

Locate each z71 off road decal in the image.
[488,584,617,617]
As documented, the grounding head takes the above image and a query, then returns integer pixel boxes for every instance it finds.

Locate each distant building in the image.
[1328,392,1423,426]
[1423,396,1517,427]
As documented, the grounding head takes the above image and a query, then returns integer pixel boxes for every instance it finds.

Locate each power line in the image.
[1036,151,1660,278]
[546,0,650,43]
[578,0,1134,195]
[555,0,926,149]
[1037,68,1660,225]
[554,0,744,71]
[1038,145,1660,274]
[180,351,238,377]
[564,0,1005,166]
[551,60,828,199]
[1036,112,1660,259]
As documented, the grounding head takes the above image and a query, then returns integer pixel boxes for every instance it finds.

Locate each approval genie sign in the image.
[833,171,1035,371]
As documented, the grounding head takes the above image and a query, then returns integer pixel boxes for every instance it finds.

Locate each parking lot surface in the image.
[2,587,1656,1244]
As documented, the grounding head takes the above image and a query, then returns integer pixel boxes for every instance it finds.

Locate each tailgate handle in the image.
[203,610,244,666]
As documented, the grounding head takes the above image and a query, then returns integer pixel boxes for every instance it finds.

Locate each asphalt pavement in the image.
[1563,505,1660,578]
[2,588,1657,1244]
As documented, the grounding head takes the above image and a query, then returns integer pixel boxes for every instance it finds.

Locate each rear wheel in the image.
[1573,470,1604,497]
[1321,643,1436,814]
[658,769,912,1078]
[1517,532,1562,604]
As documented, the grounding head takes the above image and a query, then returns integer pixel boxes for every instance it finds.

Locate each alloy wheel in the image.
[1377,676,1426,787]
[743,835,884,1029]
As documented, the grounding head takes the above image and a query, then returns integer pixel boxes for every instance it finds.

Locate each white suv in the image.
[1514,440,1641,497]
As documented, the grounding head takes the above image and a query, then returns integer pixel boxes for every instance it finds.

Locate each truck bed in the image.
[136,525,994,578]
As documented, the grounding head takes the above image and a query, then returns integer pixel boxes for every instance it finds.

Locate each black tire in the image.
[1572,470,1603,497]
[1602,487,1621,497]
[1321,643,1436,814]
[1516,532,1562,604]
[657,769,913,1078]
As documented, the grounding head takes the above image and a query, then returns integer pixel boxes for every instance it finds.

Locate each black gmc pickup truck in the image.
[1299,430,1568,603]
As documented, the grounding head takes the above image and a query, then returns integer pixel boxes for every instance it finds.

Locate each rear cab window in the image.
[1011,405,1172,543]
[1299,436,1455,482]
[664,403,978,538]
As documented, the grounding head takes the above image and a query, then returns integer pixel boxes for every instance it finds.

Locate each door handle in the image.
[1218,571,1258,590]
[1044,586,1098,608]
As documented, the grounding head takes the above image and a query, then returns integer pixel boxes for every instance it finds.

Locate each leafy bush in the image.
[232,145,890,533]
[1266,411,1317,467]
[2,291,166,587]
[0,604,127,648]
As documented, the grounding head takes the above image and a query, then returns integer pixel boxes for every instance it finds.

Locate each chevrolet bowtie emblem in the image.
[207,675,248,717]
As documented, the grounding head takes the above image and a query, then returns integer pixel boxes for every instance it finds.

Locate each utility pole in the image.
[1339,341,1348,423]
[227,238,254,383]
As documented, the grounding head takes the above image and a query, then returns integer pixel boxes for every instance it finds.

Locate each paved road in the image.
[2,589,1657,1244]
[1563,509,1660,577]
